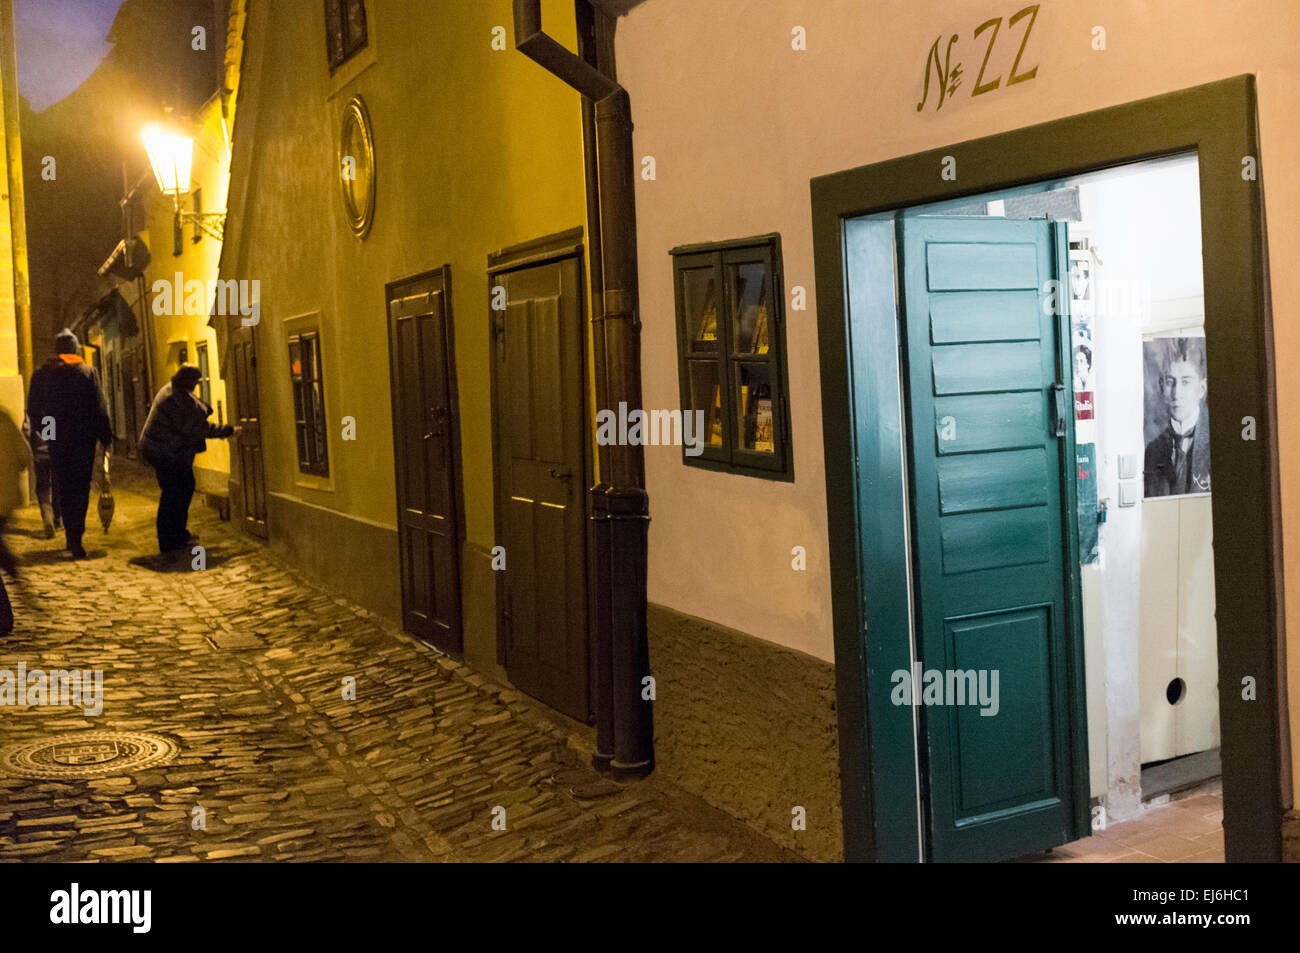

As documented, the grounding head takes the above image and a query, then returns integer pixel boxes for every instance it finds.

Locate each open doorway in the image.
[893,155,1223,861]
[844,155,1224,862]
[812,78,1283,863]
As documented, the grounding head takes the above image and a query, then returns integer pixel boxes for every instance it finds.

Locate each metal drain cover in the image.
[0,731,180,780]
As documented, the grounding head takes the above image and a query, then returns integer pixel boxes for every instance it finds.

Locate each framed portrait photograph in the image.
[1142,335,1211,499]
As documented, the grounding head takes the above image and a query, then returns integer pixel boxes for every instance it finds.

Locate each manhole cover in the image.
[0,731,180,780]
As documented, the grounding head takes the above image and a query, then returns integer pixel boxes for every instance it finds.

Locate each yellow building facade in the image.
[216,0,591,682]
[137,0,246,498]
[0,0,30,424]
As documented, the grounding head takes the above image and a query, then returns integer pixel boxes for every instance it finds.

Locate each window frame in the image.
[670,233,793,480]
[288,329,330,477]
[195,341,212,409]
[323,0,368,72]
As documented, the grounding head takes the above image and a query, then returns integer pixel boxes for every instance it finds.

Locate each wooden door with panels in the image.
[488,233,591,722]
[387,266,465,654]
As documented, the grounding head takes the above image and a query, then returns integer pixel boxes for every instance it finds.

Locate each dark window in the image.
[288,330,329,476]
[324,0,368,71]
[195,342,211,408]
[670,234,793,479]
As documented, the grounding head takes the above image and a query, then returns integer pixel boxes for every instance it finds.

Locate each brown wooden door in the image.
[230,324,268,538]
[387,266,464,653]
[490,246,590,721]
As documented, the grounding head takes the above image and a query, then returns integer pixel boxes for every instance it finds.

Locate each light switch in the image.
[1118,453,1137,480]
[1118,481,1137,507]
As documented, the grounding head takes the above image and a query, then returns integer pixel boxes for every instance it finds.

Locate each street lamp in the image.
[142,123,226,253]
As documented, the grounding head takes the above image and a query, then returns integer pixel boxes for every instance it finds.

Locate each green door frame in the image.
[812,76,1285,862]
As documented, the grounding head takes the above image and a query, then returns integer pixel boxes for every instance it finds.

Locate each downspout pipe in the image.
[513,0,653,779]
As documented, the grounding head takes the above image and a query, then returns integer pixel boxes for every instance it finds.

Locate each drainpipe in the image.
[574,2,614,774]
[513,0,653,779]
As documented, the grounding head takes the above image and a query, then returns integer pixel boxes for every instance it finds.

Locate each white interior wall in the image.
[1071,156,1216,819]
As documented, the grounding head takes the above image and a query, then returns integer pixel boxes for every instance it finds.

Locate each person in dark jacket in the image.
[25,329,114,558]
[139,364,235,553]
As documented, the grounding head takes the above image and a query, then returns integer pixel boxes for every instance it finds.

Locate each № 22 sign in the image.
[917,3,1041,112]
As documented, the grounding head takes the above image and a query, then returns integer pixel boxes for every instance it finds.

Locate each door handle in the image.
[1050,382,1067,438]
[547,466,572,482]
[424,407,447,440]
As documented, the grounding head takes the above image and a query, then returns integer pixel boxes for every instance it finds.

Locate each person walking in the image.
[25,329,114,558]
[0,406,33,637]
[22,411,60,538]
[139,364,235,554]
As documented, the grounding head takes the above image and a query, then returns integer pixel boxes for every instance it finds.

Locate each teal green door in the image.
[899,216,1087,862]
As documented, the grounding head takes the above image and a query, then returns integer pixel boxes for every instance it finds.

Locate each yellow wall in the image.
[0,0,26,423]
[139,0,248,487]
[616,0,1300,793]
[143,95,233,486]
[226,0,587,607]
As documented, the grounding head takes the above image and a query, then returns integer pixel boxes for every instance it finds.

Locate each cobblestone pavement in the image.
[0,464,798,863]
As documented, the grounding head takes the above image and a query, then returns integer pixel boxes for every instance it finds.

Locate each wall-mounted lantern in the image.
[142,123,227,255]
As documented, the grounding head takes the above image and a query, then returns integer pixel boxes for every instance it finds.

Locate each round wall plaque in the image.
[339,94,376,238]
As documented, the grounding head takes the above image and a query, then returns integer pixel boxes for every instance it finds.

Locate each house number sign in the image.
[917,3,1040,112]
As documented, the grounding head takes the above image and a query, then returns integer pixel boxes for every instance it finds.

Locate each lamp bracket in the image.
[177,210,227,242]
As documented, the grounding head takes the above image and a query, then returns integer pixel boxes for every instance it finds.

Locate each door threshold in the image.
[1141,748,1221,801]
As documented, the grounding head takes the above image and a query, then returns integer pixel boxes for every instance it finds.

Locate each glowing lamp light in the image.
[142,124,193,199]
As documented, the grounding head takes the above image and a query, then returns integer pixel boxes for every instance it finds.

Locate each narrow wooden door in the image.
[230,324,268,539]
[490,249,590,721]
[898,216,1087,862]
[387,267,464,654]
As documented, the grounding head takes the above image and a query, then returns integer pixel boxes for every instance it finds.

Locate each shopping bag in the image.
[97,452,115,532]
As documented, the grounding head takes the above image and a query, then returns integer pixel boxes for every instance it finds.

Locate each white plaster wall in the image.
[617,0,1299,795]
[1072,159,1210,814]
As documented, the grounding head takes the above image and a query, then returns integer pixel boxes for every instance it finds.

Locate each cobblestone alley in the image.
[0,465,796,863]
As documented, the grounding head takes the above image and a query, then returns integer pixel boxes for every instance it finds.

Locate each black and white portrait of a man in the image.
[1143,336,1211,498]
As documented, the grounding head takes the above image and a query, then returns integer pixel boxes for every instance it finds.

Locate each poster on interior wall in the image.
[1076,443,1099,565]
[1069,242,1099,563]
[1069,248,1096,428]
[1143,336,1211,498]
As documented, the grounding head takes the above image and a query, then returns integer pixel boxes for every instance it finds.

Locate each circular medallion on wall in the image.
[339,94,376,238]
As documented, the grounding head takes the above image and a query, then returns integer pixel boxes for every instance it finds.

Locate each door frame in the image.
[384,264,467,655]
[812,76,1286,862]
[485,226,595,716]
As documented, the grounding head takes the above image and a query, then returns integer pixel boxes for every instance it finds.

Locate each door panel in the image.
[949,607,1054,810]
[491,252,589,721]
[900,216,1085,862]
[387,268,463,653]
[230,325,267,539]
